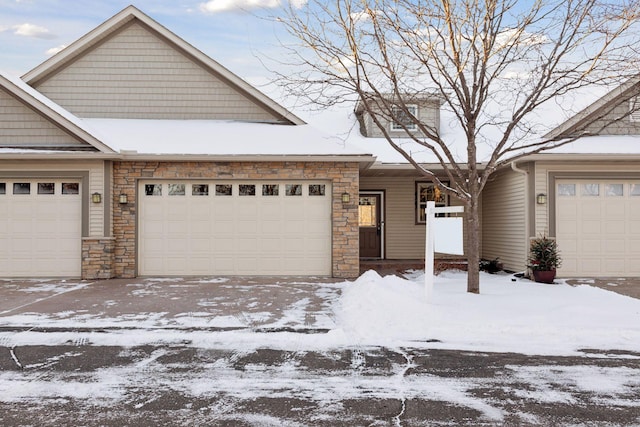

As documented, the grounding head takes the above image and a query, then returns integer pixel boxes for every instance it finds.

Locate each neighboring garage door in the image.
[138,181,332,276]
[556,179,640,276]
[0,179,82,277]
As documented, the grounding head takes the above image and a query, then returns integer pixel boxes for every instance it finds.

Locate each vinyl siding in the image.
[0,88,88,149]
[0,160,106,237]
[34,21,281,122]
[481,168,527,272]
[360,176,468,259]
[360,101,440,138]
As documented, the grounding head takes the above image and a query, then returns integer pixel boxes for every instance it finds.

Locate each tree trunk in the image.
[466,197,481,294]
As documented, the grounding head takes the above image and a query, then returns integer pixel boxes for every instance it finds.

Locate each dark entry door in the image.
[359,194,382,258]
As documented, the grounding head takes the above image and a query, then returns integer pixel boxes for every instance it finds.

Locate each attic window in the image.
[629,98,640,122]
[391,105,418,131]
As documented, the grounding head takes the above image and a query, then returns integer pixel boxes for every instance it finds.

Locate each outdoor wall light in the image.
[536,193,547,205]
[119,193,128,204]
[341,192,350,204]
[91,192,102,204]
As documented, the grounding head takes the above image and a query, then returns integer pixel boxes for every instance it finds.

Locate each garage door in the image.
[138,181,332,275]
[0,179,82,277]
[556,180,640,276]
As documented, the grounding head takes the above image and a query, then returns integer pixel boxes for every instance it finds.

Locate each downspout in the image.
[511,161,530,271]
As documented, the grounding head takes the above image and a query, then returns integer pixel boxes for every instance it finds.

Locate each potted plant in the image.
[528,235,562,283]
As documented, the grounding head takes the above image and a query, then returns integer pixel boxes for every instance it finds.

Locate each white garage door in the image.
[138,181,332,276]
[0,180,82,277]
[556,180,640,276]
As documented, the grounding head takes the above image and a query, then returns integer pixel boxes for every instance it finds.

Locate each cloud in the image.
[12,23,56,39]
[198,0,306,13]
[46,44,67,55]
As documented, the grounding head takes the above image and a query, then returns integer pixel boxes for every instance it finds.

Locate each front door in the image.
[359,193,382,258]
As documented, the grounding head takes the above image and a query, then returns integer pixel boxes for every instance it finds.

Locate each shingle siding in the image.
[33,21,282,122]
[0,88,87,148]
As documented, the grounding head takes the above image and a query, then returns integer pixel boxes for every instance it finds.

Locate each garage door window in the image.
[581,183,599,196]
[62,183,79,195]
[605,184,624,197]
[239,184,256,196]
[145,184,162,196]
[169,184,185,196]
[309,184,326,196]
[192,184,209,196]
[38,183,55,195]
[262,184,279,196]
[286,184,302,196]
[0,183,5,194]
[13,183,30,195]
[216,184,232,196]
[558,184,575,196]
[631,184,640,196]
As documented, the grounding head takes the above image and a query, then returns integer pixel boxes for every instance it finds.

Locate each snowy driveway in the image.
[0,272,639,426]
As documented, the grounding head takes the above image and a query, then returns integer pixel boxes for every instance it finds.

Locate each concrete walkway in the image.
[564,277,640,299]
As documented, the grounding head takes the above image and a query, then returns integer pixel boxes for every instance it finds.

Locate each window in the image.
[416,182,448,223]
[13,183,30,195]
[192,184,209,196]
[62,183,79,195]
[581,183,599,197]
[38,183,55,195]
[0,183,6,195]
[262,184,279,196]
[216,184,232,196]
[239,184,256,196]
[605,183,623,197]
[391,105,418,131]
[558,184,576,196]
[359,196,377,227]
[309,184,326,196]
[145,184,162,196]
[631,183,640,196]
[286,184,302,196]
[168,183,185,196]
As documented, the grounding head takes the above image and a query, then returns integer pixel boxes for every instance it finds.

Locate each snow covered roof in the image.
[82,118,373,159]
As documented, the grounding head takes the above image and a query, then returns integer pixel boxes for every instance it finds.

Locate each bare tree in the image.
[273,0,640,293]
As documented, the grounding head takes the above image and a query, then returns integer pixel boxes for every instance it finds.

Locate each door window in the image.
[359,196,377,227]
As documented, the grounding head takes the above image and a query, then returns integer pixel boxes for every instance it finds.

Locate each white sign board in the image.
[433,217,464,255]
[424,202,464,302]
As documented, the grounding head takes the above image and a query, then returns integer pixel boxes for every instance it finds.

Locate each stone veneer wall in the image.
[112,161,360,278]
[82,238,115,279]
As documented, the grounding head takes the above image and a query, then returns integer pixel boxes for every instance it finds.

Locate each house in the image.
[1,5,639,280]
[0,6,373,279]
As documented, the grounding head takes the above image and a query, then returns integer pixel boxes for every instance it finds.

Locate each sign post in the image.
[425,201,464,302]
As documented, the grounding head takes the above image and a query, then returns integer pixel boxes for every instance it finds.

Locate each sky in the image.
[0,0,301,82]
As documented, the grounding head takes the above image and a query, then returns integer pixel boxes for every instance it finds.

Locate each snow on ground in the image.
[1,271,639,356]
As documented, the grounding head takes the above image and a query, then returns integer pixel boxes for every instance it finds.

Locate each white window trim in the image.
[391,104,418,131]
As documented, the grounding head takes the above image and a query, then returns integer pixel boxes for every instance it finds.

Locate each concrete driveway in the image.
[564,277,640,299]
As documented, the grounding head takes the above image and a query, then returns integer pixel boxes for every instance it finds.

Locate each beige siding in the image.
[481,168,527,272]
[0,160,106,237]
[583,98,640,135]
[360,176,468,259]
[0,88,87,149]
[34,21,281,122]
[361,101,440,138]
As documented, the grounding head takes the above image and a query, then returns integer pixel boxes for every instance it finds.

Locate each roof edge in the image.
[22,5,306,126]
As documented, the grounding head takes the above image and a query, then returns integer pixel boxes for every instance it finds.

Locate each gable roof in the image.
[544,76,640,140]
[0,73,115,153]
[22,5,305,125]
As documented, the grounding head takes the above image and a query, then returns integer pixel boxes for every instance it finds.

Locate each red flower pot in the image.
[533,269,556,284]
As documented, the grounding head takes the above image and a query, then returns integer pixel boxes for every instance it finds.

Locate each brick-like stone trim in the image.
[82,237,115,279]
[112,161,360,278]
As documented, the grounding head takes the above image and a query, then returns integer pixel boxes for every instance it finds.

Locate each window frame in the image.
[391,104,418,131]
[416,181,449,224]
